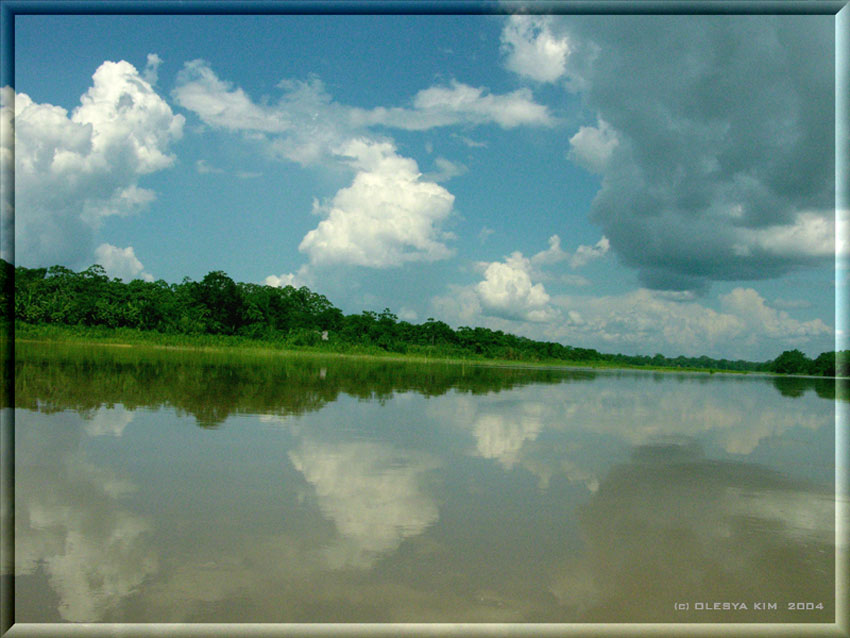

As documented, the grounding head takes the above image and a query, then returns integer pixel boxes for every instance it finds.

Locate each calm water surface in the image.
[10,343,841,623]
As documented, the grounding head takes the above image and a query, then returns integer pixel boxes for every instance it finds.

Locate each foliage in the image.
[3,259,844,376]
[768,348,849,377]
[11,341,585,425]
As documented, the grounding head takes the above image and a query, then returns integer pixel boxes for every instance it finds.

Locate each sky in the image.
[3,9,846,361]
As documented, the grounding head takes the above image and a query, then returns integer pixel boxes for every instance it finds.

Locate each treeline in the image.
[1,259,846,376]
[769,348,848,377]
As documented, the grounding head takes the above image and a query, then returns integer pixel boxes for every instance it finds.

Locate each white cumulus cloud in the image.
[288,440,439,569]
[7,59,184,269]
[298,139,455,268]
[437,235,611,327]
[570,236,610,268]
[435,279,832,360]
[529,234,610,270]
[16,412,157,622]
[93,243,154,282]
[501,15,570,83]
[719,287,832,343]
[264,268,311,289]
[568,118,619,174]
[475,252,555,323]
[142,53,162,86]
[472,404,545,469]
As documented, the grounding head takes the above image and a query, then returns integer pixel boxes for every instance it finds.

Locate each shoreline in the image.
[8,334,800,379]
[6,323,844,379]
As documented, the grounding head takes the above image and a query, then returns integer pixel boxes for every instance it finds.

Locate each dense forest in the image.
[1,259,847,376]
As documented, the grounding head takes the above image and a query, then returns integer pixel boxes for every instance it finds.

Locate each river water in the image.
[9,343,842,624]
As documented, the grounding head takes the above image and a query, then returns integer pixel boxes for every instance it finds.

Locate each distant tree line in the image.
[1,259,846,376]
[768,348,847,377]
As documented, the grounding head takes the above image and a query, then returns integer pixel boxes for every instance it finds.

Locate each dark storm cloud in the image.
[556,15,835,291]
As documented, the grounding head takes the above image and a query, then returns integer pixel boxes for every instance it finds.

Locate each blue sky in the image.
[4,10,845,360]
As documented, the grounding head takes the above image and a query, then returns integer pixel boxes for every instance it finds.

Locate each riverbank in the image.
[7,322,763,377]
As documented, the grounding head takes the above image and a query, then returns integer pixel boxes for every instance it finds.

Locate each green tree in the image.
[193,271,245,334]
[810,351,836,377]
[770,349,811,375]
[0,259,14,324]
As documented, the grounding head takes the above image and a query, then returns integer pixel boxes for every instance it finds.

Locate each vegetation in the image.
[767,348,848,377]
[10,341,598,426]
[10,342,842,428]
[2,259,846,376]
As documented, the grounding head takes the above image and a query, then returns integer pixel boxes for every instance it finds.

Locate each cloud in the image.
[719,287,831,344]
[451,133,488,148]
[436,235,607,326]
[529,234,609,270]
[732,211,836,259]
[478,226,495,244]
[173,59,290,133]
[355,81,556,130]
[838,208,849,259]
[554,288,745,353]
[170,61,553,278]
[0,88,12,261]
[431,284,485,326]
[529,234,568,267]
[83,405,135,437]
[560,274,591,287]
[93,243,154,282]
[504,15,835,290]
[423,157,467,183]
[7,59,184,268]
[435,276,832,359]
[298,139,455,268]
[425,391,602,492]
[412,81,554,128]
[399,307,418,322]
[288,440,440,569]
[549,287,830,357]
[569,236,610,268]
[475,251,556,322]
[195,159,260,179]
[568,118,619,174]
[471,403,545,470]
[552,445,834,621]
[173,61,553,167]
[772,297,812,310]
[81,184,156,226]
[195,159,223,174]
[15,411,157,622]
[142,53,162,86]
[501,15,570,83]
[264,268,309,289]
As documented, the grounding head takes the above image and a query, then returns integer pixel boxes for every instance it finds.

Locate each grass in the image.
[6,321,765,377]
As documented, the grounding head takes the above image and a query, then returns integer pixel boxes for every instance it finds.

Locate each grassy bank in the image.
[10,321,757,376]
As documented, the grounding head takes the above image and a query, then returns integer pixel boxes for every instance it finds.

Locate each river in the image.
[8,342,842,624]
